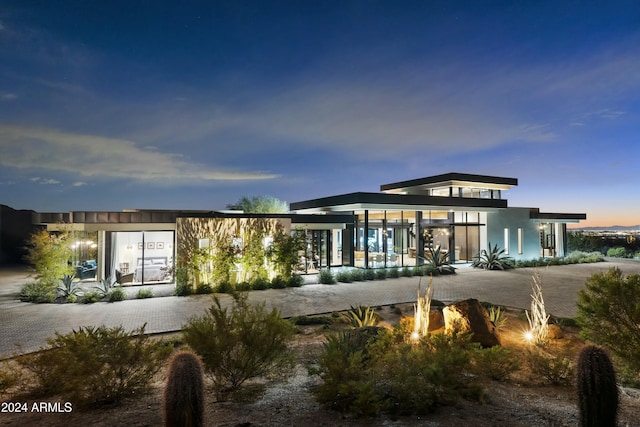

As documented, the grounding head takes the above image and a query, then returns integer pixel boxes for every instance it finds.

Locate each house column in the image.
[364,210,369,269]
[415,211,424,265]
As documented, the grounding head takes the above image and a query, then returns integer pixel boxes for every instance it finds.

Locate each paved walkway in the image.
[2,259,640,359]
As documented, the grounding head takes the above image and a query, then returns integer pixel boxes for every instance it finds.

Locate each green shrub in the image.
[291,315,333,326]
[525,347,575,386]
[81,290,102,304]
[182,293,294,396]
[318,269,336,284]
[17,324,172,407]
[401,267,414,277]
[107,286,126,302]
[606,247,630,258]
[363,269,376,280]
[174,282,193,296]
[0,364,20,393]
[375,269,387,280]
[287,274,304,287]
[270,276,287,289]
[136,288,153,299]
[349,269,365,281]
[312,327,483,417]
[19,281,56,303]
[386,267,400,278]
[335,271,353,283]
[236,281,252,291]
[251,277,271,290]
[215,281,234,294]
[412,266,425,276]
[576,267,640,385]
[195,283,213,294]
[472,346,520,380]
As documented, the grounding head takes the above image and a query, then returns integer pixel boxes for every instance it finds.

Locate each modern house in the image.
[8,172,585,285]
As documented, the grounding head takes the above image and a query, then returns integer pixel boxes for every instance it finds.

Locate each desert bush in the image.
[412,266,425,276]
[335,270,353,283]
[576,267,640,385]
[235,281,252,292]
[163,351,205,427]
[290,315,333,326]
[270,276,287,289]
[81,290,102,304]
[312,326,484,417]
[174,282,193,296]
[182,293,294,395]
[401,267,414,277]
[195,283,213,294]
[0,363,20,393]
[17,324,172,407]
[107,286,126,302]
[375,269,387,280]
[525,346,575,386]
[287,274,304,287]
[349,269,365,281]
[215,281,234,294]
[472,346,520,381]
[318,269,336,284]
[19,281,56,303]
[386,267,400,278]
[606,246,630,258]
[250,276,270,290]
[363,269,376,280]
[577,345,618,427]
[136,288,153,299]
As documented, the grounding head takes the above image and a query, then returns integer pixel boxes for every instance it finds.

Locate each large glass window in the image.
[111,231,174,284]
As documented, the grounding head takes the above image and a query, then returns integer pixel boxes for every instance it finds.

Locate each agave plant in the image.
[425,247,456,274]
[487,305,508,329]
[57,274,81,298]
[472,243,513,270]
[345,305,378,328]
[94,275,115,298]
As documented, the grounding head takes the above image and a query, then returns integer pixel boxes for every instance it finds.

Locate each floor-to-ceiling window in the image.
[453,212,481,262]
[110,230,175,284]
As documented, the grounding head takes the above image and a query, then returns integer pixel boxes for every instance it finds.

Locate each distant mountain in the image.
[572,225,640,232]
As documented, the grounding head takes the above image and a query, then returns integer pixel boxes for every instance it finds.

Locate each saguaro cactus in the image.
[163,351,205,427]
[577,345,618,427]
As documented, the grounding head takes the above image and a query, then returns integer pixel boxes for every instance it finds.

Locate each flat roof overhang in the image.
[291,192,508,213]
[530,210,587,223]
[380,172,518,193]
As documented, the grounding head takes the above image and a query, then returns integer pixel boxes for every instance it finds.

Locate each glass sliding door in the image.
[110,230,175,285]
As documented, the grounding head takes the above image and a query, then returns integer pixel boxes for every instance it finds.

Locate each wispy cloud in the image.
[1,92,17,100]
[0,125,278,182]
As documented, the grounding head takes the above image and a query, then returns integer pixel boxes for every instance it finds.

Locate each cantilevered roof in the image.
[530,209,587,223]
[290,191,508,214]
[380,172,518,194]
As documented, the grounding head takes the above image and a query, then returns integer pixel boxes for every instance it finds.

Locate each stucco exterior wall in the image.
[486,208,541,260]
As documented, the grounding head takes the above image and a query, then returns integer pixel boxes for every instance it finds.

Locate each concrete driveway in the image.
[2,259,640,359]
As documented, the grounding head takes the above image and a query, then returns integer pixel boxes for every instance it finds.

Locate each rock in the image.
[428,309,444,331]
[442,299,501,347]
[548,324,564,339]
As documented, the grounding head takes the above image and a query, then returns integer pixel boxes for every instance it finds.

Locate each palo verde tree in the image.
[24,229,73,286]
[226,195,289,213]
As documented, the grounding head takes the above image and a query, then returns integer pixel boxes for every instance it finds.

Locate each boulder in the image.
[548,324,564,339]
[443,299,501,347]
[428,309,444,331]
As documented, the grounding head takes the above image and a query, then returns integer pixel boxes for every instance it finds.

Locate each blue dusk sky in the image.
[1,1,639,227]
